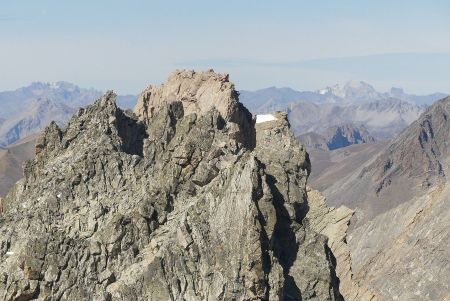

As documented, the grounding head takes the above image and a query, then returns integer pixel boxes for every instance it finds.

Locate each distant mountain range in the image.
[0,80,446,148]
[0,82,137,146]
[322,96,450,220]
[240,81,447,141]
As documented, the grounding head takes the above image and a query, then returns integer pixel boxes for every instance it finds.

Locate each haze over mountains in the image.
[240,81,447,141]
[321,96,450,220]
[0,82,137,147]
[1,80,445,149]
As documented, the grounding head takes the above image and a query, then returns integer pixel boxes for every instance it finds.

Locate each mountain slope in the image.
[307,141,389,192]
[387,87,447,105]
[310,95,450,300]
[0,99,74,147]
[0,135,37,197]
[324,124,375,150]
[323,96,450,221]
[0,83,138,147]
[319,81,381,103]
[348,184,450,301]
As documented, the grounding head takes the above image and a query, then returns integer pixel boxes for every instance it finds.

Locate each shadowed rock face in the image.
[298,123,375,151]
[323,124,375,150]
[0,71,345,301]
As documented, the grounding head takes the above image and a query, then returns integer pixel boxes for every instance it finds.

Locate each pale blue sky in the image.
[1,0,450,94]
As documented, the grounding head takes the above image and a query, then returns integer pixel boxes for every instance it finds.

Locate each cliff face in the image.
[0,70,345,301]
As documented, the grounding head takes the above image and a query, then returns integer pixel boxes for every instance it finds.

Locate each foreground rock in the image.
[0,70,345,300]
[306,188,378,301]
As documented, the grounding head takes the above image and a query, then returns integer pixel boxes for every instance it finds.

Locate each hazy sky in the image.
[1,0,450,94]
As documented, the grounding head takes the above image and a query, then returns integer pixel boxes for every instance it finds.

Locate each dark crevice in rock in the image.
[266,174,302,300]
[283,275,303,301]
[324,244,344,301]
[230,102,256,150]
[295,199,309,227]
[116,110,148,157]
[252,166,272,299]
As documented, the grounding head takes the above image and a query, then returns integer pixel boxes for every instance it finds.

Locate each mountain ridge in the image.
[239,83,444,140]
[0,70,354,300]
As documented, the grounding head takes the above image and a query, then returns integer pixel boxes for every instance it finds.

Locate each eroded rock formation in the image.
[0,70,345,301]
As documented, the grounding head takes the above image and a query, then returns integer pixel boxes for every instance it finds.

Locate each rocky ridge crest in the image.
[0,70,353,300]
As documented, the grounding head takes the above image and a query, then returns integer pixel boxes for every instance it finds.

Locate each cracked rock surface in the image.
[0,70,343,301]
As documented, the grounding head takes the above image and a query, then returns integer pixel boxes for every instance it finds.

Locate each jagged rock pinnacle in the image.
[0,70,345,301]
[135,69,255,148]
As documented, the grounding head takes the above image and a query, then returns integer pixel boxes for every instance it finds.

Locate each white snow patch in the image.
[318,89,328,95]
[256,114,277,124]
[56,193,61,199]
[5,251,14,256]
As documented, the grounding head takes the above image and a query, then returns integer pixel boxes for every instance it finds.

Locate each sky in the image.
[1,0,450,94]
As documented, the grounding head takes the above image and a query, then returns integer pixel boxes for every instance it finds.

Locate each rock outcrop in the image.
[134,70,254,148]
[306,188,378,301]
[0,70,345,301]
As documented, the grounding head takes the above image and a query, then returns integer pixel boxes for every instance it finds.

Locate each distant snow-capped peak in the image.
[318,80,382,102]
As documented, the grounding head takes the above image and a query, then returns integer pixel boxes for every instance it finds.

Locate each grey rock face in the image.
[306,188,378,301]
[0,71,343,301]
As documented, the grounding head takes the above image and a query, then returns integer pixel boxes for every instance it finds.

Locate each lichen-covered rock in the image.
[0,70,343,301]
